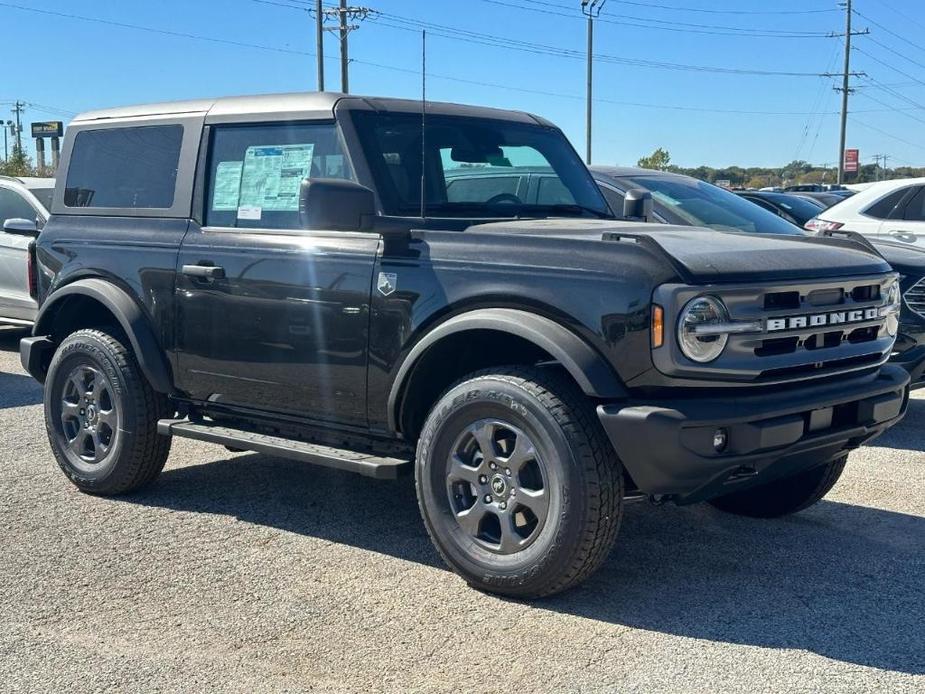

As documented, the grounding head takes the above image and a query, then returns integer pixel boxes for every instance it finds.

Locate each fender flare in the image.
[388,308,627,432]
[34,278,173,394]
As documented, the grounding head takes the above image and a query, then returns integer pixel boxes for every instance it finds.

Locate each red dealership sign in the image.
[844,149,859,173]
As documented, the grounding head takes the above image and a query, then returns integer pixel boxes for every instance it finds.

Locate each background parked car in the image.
[735,190,827,228]
[0,176,53,327]
[791,191,852,208]
[589,166,925,387]
[804,177,925,241]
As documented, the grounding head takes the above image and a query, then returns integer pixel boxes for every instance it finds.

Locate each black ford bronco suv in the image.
[21,93,909,597]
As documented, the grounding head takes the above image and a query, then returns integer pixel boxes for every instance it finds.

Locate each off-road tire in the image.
[708,455,848,518]
[415,366,624,598]
[44,328,171,495]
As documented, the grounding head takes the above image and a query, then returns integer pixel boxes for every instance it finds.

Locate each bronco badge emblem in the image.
[377,272,397,296]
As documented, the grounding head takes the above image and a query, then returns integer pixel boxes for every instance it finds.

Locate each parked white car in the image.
[0,176,54,326]
[804,177,925,246]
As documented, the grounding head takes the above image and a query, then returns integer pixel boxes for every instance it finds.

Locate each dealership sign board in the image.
[31,121,64,138]
[844,148,859,173]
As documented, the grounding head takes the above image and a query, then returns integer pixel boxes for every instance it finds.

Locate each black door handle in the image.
[182,264,225,280]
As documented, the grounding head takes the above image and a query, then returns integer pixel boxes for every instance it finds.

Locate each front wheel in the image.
[708,455,847,518]
[44,329,171,495]
[415,367,624,598]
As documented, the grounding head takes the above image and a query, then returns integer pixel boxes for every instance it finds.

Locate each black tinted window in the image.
[446,174,520,203]
[902,187,925,221]
[351,111,607,218]
[30,187,54,212]
[205,122,351,229]
[598,185,625,215]
[0,188,38,223]
[65,125,182,209]
[865,187,910,219]
[620,176,803,235]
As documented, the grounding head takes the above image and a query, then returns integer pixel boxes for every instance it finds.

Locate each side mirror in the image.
[299,178,376,232]
[623,189,654,222]
[3,218,39,236]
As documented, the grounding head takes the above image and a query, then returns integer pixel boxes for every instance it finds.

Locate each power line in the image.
[371,12,836,76]
[479,0,832,37]
[853,8,925,55]
[855,45,925,89]
[544,0,839,15]
[0,1,314,57]
[864,35,925,72]
[850,116,925,151]
[872,0,925,33]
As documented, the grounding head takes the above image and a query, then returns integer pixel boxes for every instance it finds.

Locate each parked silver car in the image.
[0,176,53,326]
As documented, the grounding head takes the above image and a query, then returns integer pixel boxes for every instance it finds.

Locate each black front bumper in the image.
[890,341,925,389]
[597,364,909,505]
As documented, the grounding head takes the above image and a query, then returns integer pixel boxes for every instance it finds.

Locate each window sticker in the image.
[237,205,262,220]
[212,161,243,211]
[239,144,315,212]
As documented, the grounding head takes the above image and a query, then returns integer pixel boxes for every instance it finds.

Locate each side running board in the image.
[157,419,411,479]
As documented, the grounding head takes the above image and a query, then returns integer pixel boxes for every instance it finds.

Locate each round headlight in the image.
[678,296,730,363]
[885,281,900,337]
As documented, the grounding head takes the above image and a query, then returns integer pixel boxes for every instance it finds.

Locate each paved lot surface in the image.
[0,325,923,693]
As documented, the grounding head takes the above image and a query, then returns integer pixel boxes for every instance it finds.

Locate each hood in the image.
[469,219,892,284]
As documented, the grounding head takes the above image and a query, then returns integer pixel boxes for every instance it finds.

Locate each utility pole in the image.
[323,2,372,94]
[2,121,10,162]
[315,0,325,91]
[581,0,607,165]
[11,101,24,152]
[831,1,868,185]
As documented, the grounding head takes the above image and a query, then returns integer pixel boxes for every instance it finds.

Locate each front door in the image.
[174,121,377,427]
[882,185,925,248]
[0,186,41,320]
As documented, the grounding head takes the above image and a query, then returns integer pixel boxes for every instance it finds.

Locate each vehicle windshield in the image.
[622,175,804,235]
[351,111,610,219]
[29,187,54,213]
[754,192,827,225]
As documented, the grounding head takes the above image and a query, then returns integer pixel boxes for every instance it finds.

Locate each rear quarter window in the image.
[64,125,183,209]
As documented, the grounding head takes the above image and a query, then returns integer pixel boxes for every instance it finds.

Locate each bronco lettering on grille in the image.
[766,307,879,332]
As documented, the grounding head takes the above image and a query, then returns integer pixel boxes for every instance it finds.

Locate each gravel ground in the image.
[0,325,923,693]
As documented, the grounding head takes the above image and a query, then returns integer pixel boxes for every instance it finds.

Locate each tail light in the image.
[804,217,843,233]
[27,240,38,300]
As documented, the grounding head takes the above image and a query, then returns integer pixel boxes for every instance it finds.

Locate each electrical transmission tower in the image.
[322,1,373,94]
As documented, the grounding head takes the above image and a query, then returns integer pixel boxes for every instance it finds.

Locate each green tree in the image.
[0,144,33,177]
[637,147,671,171]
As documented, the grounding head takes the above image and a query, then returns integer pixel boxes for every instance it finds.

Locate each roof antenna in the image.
[420,29,427,222]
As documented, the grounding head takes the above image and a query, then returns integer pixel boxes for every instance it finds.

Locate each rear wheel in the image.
[416,366,623,598]
[708,455,847,518]
[45,329,171,495]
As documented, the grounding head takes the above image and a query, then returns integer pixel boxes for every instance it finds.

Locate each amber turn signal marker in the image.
[652,305,664,348]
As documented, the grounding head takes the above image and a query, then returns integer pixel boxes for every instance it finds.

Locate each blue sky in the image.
[2,0,924,168]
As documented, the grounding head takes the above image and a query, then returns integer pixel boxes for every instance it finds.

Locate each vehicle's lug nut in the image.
[79,409,85,415]
[489,462,497,470]
[478,475,487,484]
[500,502,507,510]
[484,494,492,503]
[510,489,516,496]
[505,468,511,476]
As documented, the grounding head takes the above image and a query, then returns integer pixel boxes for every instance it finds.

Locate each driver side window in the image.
[0,187,38,227]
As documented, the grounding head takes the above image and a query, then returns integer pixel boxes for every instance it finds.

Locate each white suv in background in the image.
[805,177,925,246]
[0,176,54,326]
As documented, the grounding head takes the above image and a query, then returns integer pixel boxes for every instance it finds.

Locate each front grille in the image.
[753,282,883,360]
[653,274,897,386]
[904,277,925,319]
